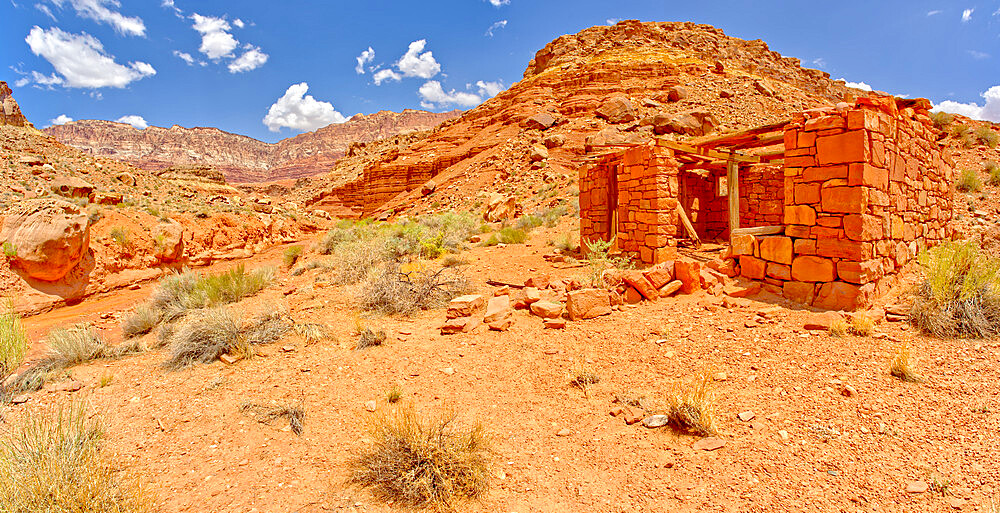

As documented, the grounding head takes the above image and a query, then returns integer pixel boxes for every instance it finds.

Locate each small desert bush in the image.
[974,126,999,148]
[241,309,292,346]
[956,168,982,192]
[386,384,403,403]
[929,111,954,130]
[283,245,304,268]
[890,344,922,383]
[121,304,161,339]
[240,401,305,436]
[497,226,527,244]
[910,240,1000,338]
[350,407,489,509]
[570,362,600,396]
[554,232,578,252]
[0,404,153,513]
[150,264,273,321]
[45,324,110,368]
[665,373,716,436]
[986,160,1000,185]
[358,265,472,316]
[829,315,874,337]
[1,241,16,258]
[582,237,633,288]
[109,227,131,250]
[514,214,542,231]
[164,308,242,369]
[294,322,332,344]
[357,327,387,349]
[1,299,28,379]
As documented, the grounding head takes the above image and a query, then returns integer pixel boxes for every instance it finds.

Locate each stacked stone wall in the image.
[739,164,784,227]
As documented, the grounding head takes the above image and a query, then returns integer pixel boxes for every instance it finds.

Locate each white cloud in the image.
[962,8,973,21]
[232,18,244,28]
[116,114,148,129]
[812,57,827,68]
[355,46,374,74]
[396,39,440,79]
[475,79,504,97]
[968,50,990,60]
[373,69,401,85]
[927,9,942,16]
[606,18,621,25]
[36,3,56,20]
[191,13,237,59]
[932,85,1000,122]
[56,0,146,37]
[161,0,183,17]
[485,19,507,37]
[837,78,873,91]
[263,82,347,132]
[14,70,64,88]
[418,80,481,109]
[486,0,509,5]
[228,45,268,73]
[50,114,73,125]
[24,26,155,88]
[173,50,195,65]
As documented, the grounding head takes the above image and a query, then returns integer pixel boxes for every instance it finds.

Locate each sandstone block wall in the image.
[740,164,784,227]
[733,97,953,310]
[679,171,728,239]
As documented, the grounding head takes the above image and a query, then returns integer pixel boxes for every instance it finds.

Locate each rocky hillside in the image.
[299,20,863,218]
[44,109,460,183]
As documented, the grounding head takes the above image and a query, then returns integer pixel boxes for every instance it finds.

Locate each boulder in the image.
[530,300,563,319]
[441,316,481,334]
[655,110,718,136]
[152,219,185,262]
[49,176,95,201]
[524,112,557,130]
[0,199,89,281]
[595,96,637,124]
[115,172,136,186]
[483,193,518,222]
[528,145,549,162]
[622,271,658,300]
[666,86,688,102]
[674,259,703,294]
[543,134,566,148]
[420,181,437,196]
[566,289,611,320]
[483,295,512,324]
[643,262,675,289]
[447,295,485,319]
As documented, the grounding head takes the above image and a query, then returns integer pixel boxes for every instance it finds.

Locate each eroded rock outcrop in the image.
[1,199,89,281]
[0,82,31,128]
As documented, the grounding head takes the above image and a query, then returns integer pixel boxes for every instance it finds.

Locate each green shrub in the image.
[151,264,273,320]
[497,227,527,244]
[109,227,130,251]
[45,324,110,368]
[2,241,16,258]
[0,404,153,513]
[910,241,1000,338]
[514,215,542,231]
[974,126,999,148]
[349,407,489,509]
[987,161,1000,186]
[121,304,161,339]
[283,245,304,268]
[929,111,954,130]
[582,237,634,287]
[956,168,982,192]
[1,298,27,379]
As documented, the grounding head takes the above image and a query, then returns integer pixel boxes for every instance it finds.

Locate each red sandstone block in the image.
[846,109,880,131]
[804,116,846,131]
[811,226,843,239]
[793,238,816,255]
[836,260,879,284]
[848,163,889,191]
[766,262,792,280]
[783,281,816,305]
[786,155,817,167]
[759,236,793,265]
[794,183,821,204]
[675,260,703,294]
[784,129,799,149]
[816,238,873,260]
[739,256,767,280]
[791,256,837,282]
[798,131,817,148]
[784,205,817,226]
[802,165,848,182]
[816,216,843,228]
[813,281,866,311]
[785,225,812,238]
[843,214,884,241]
[816,130,869,165]
[820,186,867,214]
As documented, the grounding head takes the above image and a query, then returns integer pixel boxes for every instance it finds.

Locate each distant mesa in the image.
[44,109,462,183]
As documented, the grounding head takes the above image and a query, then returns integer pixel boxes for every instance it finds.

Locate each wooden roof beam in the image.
[687,119,791,149]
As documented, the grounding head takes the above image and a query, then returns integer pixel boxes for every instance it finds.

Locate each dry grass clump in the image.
[240,401,305,436]
[283,245,304,268]
[570,362,600,397]
[829,315,874,337]
[163,307,291,369]
[294,322,332,345]
[975,126,999,148]
[350,407,489,510]
[152,264,274,316]
[358,266,472,316]
[910,241,1000,338]
[665,373,716,436]
[986,160,1000,186]
[241,309,292,346]
[121,304,161,339]
[890,344,922,382]
[45,324,112,368]
[358,327,387,349]
[109,226,131,251]
[386,384,403,403]
[0,404,154,513]
[1,298,28,380]
[956,168,982,192]
[929,111,954,130]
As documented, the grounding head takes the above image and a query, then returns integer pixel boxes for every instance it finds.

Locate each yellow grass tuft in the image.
[890,344,922,383]
[666,373,717,436]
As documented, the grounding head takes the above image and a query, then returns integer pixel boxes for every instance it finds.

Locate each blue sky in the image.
[2,0,998,143]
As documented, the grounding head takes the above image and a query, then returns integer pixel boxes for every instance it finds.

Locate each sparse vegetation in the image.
[570,362,600,397]
[0,404,153,513]
[554,232,578,252]
[45,324,110,368]
[109,226,131,251]
[146,264,274,325]
[909,240,1000,338]
[974,126,999,148]
[986,160,1000,185]
[121,304,161,339]
[358,265,472,315]
[164,306,291,369]
[829,315,874,337]
[956,168,982,192]
[358,327,387,349]
[929,111,953,130]
[386,384,403,403]
[2,241,16,258]
[350,407,490,509]
[294,322,332,344]
[497,226,527,244]
[665,373,716,436]
[890,344,922,382]
[240,401,305,436]
[582,237,634,288]
[1,298,28,380]
[283,245,304,268]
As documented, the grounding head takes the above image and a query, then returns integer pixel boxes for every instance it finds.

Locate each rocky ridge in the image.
[1,81,32,128]
[44,109,460,183]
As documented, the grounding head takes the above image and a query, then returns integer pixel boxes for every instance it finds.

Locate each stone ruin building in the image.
[578,96,955,311]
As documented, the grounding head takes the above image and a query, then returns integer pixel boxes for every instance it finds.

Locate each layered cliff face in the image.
[44,109,460,183]
[0,81,32,128]
[300,20,862,218]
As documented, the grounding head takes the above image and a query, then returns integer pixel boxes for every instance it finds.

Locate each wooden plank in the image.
[731,132,786,150]
[657,139,762,164]
[732,226,784,236]
[727,156,739,240]
[688,120,790,149]
[675,203,701,247]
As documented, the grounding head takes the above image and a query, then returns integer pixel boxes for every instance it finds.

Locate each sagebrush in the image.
[910,241,1000,338]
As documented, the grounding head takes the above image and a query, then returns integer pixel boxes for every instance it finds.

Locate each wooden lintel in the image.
[657,139,762,164]
[727,155,739,240]
[687,119,791,149]
[731,132,786,150]
[731,226,784,236]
